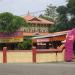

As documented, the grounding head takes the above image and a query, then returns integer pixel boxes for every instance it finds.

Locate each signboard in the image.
[37,38,49,42]
[0,38,23,43]
[0,31,23,43]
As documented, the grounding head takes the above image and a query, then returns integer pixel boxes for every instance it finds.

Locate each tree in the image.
[39,4,58,22]
[67,0,75,28]
[46,0,75,32]
[18,39,32,50]
[57,6,68,15]
[0,12,27,32]
[39,14,54,22]
[49,6,69,32]
[67,0,75,16]
[56,6,68,24]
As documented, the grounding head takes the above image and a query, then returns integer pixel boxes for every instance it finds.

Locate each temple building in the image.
[22,15,54,36]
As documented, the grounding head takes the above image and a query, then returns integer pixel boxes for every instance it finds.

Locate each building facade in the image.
[22,15,54,36]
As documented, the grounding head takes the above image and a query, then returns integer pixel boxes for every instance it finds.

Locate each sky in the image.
[0,0,67,16]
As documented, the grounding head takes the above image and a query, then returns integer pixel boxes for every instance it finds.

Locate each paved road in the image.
[0,63,75,75]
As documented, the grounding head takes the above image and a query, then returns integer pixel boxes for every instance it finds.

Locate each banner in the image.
[0,38,23,43]
[0,32,23,43]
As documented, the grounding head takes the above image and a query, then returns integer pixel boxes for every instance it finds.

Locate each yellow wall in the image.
[57,50,65,62]
[7,52,32,63]
[36,51,65,63]
[0,52,3,63]
[0,50,65,63]
[37,53,56,63]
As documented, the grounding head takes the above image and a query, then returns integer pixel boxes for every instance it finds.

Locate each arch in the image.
[65,28,75,62]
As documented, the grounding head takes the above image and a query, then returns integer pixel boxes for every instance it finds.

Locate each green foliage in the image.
[40,1,75,32]
[50,0,75,32]
[50,23,67,32]
[56,6,68,15]
[45,4,57,20]
[0,12,27,32]
[56,6,68,22]
[18,39,32,50]
[49,6,68,32]
[39,4,58,21]
[67,0,75,16]
[39,14,54,22]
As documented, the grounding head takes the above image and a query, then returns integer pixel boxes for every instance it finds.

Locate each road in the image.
[0,63,75,75]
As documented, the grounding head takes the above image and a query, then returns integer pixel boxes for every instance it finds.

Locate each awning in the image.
[32,35,66,43]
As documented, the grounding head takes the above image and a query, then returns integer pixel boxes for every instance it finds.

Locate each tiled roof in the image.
[23,15,54,24]
[23,15,34,21]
